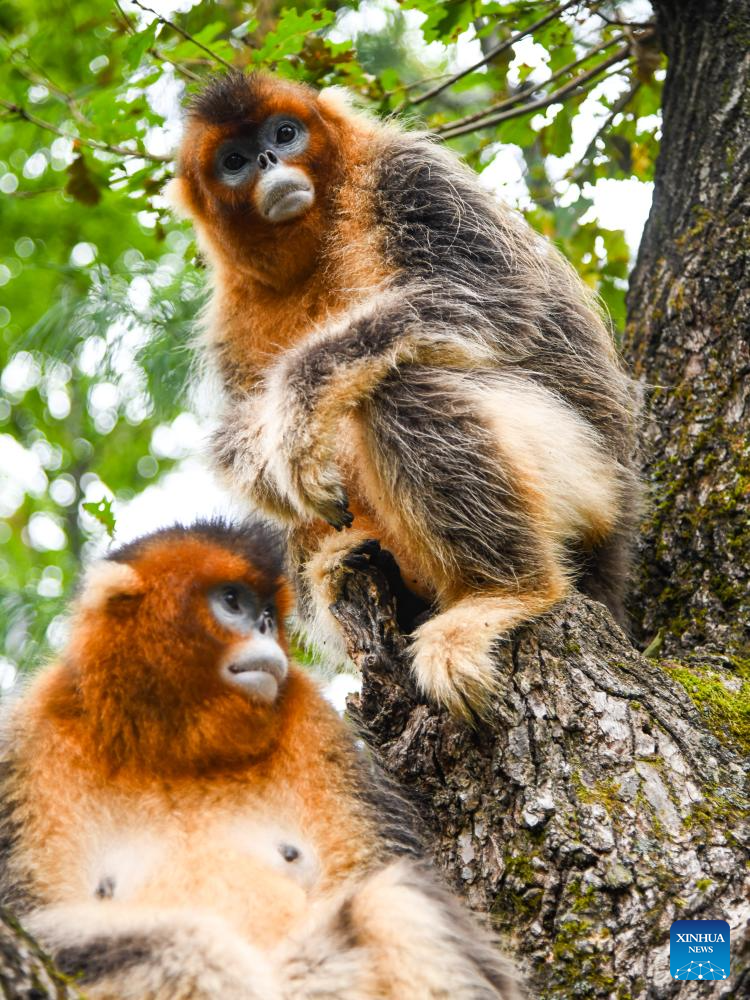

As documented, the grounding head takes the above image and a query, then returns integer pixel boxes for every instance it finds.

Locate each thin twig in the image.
[404,0,583,109]
[434,32,625,135]
[0,35,95,128]
[383,70,458,99]
[128,0,233,70]
[113,0,137,34]
[595,10,653,29]
[0,99,170,162]
[573,80,641,174]
[150,49,203,82]
[4,61,92,128]
[438,44,631,139]
[113,0,205,81]
[2,186,64,198]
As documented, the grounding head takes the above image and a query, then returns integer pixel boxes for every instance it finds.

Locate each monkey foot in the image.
[409,601,511,719]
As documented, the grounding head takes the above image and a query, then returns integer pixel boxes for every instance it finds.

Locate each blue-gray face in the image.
[215,115,309,188]
[208,582,288,702]
[208,582,270,633]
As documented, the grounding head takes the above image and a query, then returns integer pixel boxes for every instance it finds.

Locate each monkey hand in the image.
[288,449,354,531]
[243,382,354,530]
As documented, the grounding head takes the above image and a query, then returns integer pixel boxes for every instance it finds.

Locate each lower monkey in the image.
[1,521,522,999]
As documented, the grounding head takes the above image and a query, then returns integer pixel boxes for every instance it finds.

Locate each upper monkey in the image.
[170,71,641,716]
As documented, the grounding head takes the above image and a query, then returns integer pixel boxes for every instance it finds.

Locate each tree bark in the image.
[624,0,750,659]
[3,4,749,998]
[334,551,749,999]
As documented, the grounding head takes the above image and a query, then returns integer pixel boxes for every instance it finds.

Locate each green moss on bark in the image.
[665,657,750,754]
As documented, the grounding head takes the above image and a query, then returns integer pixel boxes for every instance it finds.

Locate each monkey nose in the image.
[257,150,278,171]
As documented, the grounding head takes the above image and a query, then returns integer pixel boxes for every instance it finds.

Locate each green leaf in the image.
[540,106,573,157]
[123,21,158,70]
[82,497,117,537]
[496,115,537,148]
[253,7,335,66]
[420,0,476,42]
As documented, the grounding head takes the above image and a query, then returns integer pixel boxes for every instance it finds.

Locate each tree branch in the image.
[438,45,632,140]
[150,49,203,82]
[331,550,750,997]
[572,80,642,177]
[113,1,204,82]
[128,0,234,70]
[0,99,170,163]
[403,0,584,109]
[433,32,626,136]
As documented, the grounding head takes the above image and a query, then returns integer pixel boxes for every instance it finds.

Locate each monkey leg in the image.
[26,903,282,1000]
[277,861,523,999]
[351,368,605,714]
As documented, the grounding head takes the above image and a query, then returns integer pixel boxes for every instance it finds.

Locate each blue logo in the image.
[670,919,730,981]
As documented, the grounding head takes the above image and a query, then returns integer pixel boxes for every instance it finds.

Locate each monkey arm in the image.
[238,292,495,527]
[26,904,282,1000]
[212,397,301,523]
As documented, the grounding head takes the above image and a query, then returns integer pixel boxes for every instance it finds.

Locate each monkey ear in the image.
[164,177,191,219]
[77,560,145,613]
[318,86,373,127]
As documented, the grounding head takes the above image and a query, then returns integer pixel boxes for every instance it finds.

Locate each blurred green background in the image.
[0,0,661,678]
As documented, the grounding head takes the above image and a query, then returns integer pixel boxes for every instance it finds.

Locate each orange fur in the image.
[7,527,381,949]
[173,75,389,394]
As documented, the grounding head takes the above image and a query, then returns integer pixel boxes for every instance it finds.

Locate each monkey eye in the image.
[275,123,297,145]
[222,151,248,173]
[221,586,242,613]
[209,582,259,629]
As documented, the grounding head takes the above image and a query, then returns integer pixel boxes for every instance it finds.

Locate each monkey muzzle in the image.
[222,633,289,703]
[255,159,314,224]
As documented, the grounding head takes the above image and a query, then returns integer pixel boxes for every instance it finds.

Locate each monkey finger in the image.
[341,539,382,571]
[311,488,353,530]
[328,506,354,532]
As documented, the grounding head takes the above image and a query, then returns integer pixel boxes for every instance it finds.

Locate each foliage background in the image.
[0,0,661,676]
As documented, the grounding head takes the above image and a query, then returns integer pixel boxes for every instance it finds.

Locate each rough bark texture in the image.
[0,909,81,999]
[335,554,749,999]
[624,0,750,660]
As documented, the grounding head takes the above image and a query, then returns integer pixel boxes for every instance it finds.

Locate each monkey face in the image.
[206,580,288,703]
[59,522,304,774]
[75,522,293,711]
[215,115,315,223]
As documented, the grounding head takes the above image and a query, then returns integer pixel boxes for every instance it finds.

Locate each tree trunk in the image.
[335,552,749,999]
[3,4,749,998]
[624,0,750,659]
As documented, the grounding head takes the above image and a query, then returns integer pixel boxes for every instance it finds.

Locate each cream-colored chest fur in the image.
[28,787,320,948]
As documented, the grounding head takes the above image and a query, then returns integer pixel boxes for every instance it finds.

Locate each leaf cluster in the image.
[0,0,662,672]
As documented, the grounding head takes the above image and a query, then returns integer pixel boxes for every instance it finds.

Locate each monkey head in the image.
[168,72,372,286]
[58,520,296,775]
